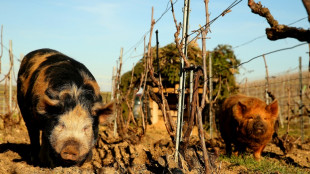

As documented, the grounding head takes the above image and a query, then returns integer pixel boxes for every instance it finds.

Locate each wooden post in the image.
[263,55,270,104]
[155,30,160,77]
[279,81,285,128]
[254,82,256,98]
[209,53,213,138]
[175,0,190,163]
[114,48,123,136]
[140,36,148,132]
[286,87,291,135]
[189,64,194,131]
[111,66,117,136]
[245,78,249,96]
[299,57,304,142]
[111,67,115,103]
[8,40,13,114]
[155,29,162,125]
[2,92,5,114]
[202,1,211,173]
[0,25,3,74]
[308,43,310,72]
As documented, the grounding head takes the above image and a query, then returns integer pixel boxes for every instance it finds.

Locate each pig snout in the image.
[253,117,266,136]
[60,140,80,161]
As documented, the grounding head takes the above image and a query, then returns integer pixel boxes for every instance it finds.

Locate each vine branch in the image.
[248,0,310,42]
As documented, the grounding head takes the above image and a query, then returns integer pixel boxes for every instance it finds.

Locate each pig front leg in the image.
[25,121,41,165]
[234,142,246,157]
[253,144,266,161]
[39,132,54,167]
[224,139,232,157]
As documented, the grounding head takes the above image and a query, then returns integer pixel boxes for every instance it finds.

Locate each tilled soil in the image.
[0,119,309,174]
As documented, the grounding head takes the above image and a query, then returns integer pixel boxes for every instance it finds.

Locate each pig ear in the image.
[92,101,115,124]
[266,99,279,118]
[236,101,247,114]
[36,95,59,115]
[233,101,247,120]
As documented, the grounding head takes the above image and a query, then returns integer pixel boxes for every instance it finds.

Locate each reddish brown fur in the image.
[219,94,279,160]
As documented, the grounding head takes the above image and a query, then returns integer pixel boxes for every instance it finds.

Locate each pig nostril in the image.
[253,122,265,131]
[60,144,80,161]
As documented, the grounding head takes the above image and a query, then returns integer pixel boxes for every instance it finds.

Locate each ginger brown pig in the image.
[219,94,279,160]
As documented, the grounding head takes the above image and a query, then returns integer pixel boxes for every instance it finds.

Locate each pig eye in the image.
[58,122,65,131]
[83,125,91,132]
[248,116,254,120]
[59,122,66,129]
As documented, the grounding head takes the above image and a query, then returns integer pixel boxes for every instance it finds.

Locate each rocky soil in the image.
[0,118,309,173]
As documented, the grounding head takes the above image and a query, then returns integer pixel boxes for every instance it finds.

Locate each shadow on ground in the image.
[0,143,32,164]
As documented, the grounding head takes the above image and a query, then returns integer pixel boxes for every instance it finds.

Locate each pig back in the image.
[17,48,102,125]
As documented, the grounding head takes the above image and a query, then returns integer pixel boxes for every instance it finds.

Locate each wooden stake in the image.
[9,40,13,114]
[175,0,191,163]
[263,55,270,104]
[299,57,304,142]
[0,25,3,74]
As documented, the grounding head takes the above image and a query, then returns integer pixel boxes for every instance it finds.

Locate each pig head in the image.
[219,94,278,160]
[17,49,114,167]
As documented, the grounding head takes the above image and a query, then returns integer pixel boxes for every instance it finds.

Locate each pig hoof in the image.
[254,154,262,161]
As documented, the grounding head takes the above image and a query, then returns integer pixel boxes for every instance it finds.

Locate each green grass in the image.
[219,154,308,174]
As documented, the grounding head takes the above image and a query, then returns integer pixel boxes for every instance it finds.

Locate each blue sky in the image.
[0,0,308,91]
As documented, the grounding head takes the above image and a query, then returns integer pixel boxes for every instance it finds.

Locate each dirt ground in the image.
[0,118,309,174]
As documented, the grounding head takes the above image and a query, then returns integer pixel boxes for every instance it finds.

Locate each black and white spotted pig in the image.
[17,49,114,167]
